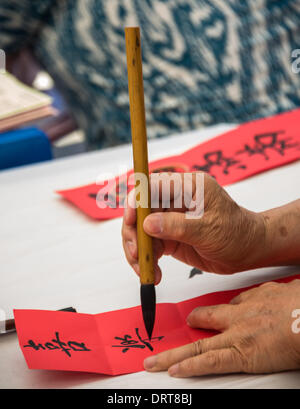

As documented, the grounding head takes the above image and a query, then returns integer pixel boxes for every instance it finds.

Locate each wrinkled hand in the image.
[143,279,300,377]
[122,172,266,282]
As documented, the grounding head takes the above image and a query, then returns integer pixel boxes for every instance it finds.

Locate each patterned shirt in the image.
[1,0,300,148]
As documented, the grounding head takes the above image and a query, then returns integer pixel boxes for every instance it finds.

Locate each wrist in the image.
[255,200,300,268]
[237,208,268,271]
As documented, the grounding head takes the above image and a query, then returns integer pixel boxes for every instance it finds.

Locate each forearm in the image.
[257,199,300,267]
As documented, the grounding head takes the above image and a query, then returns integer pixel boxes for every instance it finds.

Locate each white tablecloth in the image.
[0,124,299,389]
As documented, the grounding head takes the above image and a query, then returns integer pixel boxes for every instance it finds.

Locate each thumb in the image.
[143,212,199,246]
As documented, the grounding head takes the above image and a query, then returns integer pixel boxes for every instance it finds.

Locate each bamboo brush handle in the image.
[125,27,154,286]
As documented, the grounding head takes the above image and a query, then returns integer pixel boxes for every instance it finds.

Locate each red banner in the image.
[14,274,300,375]
[57,109,300,220]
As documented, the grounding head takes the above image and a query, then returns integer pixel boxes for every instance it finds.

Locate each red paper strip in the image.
[57,109,300,220]
[14,274,300,376]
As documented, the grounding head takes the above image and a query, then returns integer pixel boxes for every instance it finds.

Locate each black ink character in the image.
[88,179,129,209]
[236,131,299,160]
[89,192,117,208]
[189,268,203,279]
[23,340,47,351]
[152,166,178,173]
[115,180,130,207]
[192,150,246,178]
[23,332,91,358]
[112,328,164,353]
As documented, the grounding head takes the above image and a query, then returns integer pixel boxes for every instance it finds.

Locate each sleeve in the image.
[0,0,55,54]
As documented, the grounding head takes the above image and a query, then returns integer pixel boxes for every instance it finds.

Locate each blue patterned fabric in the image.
[1,0,300,148]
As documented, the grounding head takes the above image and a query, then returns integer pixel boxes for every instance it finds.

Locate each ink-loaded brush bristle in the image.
[141,284,156,340]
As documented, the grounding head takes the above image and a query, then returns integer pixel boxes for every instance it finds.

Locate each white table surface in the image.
[0,124,300,389]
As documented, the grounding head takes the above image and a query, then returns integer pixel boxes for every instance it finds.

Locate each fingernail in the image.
[145,214,162,234]
[188,307,200,318]
[144,355,157,370]
[186,308,200,325]
[168,364,179,377]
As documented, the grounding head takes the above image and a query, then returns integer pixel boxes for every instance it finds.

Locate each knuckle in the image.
[230,294,244,304]
[240,288,257,300]
[232,329,263,373]
[192,340,203,356]
[260,281,279,290]
[123,245,137,266]
[122,238,128,253]
[121,225,131,240]
[288,279,300,286]
[173,218,186,240]
[231,344,251,372]
[235,334,256,351]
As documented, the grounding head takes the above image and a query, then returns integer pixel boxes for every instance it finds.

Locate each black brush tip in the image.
[140,283,156,340]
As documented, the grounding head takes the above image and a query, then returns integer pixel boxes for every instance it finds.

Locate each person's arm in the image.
[258,200,300,267]
[121,172,300,377]
[122,173,300,283]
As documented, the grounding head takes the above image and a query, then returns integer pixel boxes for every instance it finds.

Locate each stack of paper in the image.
[0,72,56,132]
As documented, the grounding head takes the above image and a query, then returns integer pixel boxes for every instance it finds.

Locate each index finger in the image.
[168,347,245,377]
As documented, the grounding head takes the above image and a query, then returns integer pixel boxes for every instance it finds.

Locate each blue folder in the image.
[0,127,53,170]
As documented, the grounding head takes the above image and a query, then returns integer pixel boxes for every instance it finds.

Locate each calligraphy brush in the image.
[125,27,156,340]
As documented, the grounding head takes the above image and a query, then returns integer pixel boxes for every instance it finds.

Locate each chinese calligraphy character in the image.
[151,163,189,173]
[192,150,246,178]
[112,328,164,353]
[23,332,91,358]
[236,131,299,160]
[89,191,117,208]
[115,180,130,207]
[89,179,130,208]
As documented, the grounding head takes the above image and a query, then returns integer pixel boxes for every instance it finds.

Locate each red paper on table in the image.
[14,274,300,376]
[57,109,300,220]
